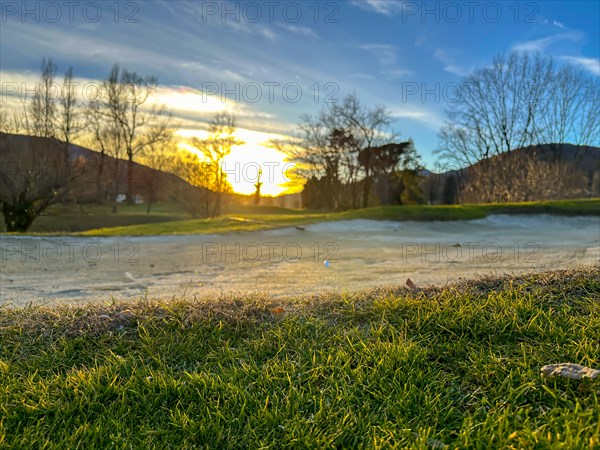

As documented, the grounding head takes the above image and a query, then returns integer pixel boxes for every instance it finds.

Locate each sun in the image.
[175,128,298,196]
[223,144,293,196]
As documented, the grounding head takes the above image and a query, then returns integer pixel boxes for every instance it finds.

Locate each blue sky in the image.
[1,0,599,178]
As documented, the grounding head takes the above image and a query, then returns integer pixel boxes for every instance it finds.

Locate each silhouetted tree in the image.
[26,58,57,138]
[291,94,405,210]
[1,60,87,231]
[167,149,217,218]
[254,168,263,205]
[190,113,243,216]
[332,95,396,207]
[58,67,82,146]
[0,109,24,134]
[89,65,170,206]
[361,140,418,205]
[0,133,84,231]
[437,51,599,202]
[400,170,425,205]
[138,130,178,213]
[442,174,458,204]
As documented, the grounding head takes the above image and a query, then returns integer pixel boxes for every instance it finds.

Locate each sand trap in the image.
[1,214,598,307]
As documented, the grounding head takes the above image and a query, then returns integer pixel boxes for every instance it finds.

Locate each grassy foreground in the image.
[1,268,599,448]
[79,198,600,236]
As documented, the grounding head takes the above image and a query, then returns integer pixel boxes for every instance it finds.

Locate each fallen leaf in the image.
[406,278,418,291]
[541,363,600,380]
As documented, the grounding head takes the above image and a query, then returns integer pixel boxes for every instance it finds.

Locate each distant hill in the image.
[0,132,212,213]
[501,143,600,172]
[431,143,600,175]
[423,143,600,204]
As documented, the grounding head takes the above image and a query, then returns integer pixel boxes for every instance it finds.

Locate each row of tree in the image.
[1,58,424,229]
[436,51,599,203]
[280,93,424,210]
[287,51,600,209]
[0,58,173,223]
[2,50,598,230]
[138,113,243,218]
[0,59,247,230]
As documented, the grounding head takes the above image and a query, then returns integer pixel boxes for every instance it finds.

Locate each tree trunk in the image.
[126,156,135,205]
[213,194,221,217]
[96,151,105,203]
[254,185,261,205]
[2,199,37,232]
[362,175,371,208]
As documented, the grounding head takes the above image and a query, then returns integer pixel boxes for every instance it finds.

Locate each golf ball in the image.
[324,260,330,268]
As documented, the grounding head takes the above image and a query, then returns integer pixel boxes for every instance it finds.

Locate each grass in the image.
[1,267,599,448]
[81,212,334,236]
[78,198,600,236]
[21,203,190,233]
[1,198,597,236]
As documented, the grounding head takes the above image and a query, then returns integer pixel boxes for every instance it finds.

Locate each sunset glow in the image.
[176,128,298,196]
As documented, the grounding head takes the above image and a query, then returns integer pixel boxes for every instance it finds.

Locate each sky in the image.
[1,0,599,194]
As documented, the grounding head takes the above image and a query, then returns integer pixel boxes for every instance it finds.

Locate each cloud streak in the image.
[350,0,404,16]
[559,56,600,75]
[359,44,413,79]
[433,49,468,77]
[511,32,583,53]
[277,24,318,39]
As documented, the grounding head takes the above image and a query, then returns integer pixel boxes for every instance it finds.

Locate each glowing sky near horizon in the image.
[1,1,598,195]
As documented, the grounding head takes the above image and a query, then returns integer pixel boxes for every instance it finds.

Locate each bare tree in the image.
[85,65,170,210]
[292,116,345,209]
[538,64,600,149]
[438,52,552,164]
[0,109,24,134]
[168,149,216,218]
[93,65,170,204]
[27,58,57,138]
[0,133,85,231]
[57,67,82,146]
[290,93,402,209]
[332,94,396,207]
[120,68,171,203]
[138,130,178,213]
[253,168,263,205]
[86,80,126,212]
[437,51,600,202]
[190,112,243,216]
[0,60,90,230]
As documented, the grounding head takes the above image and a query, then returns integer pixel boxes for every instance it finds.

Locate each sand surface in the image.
[1,214,598,307]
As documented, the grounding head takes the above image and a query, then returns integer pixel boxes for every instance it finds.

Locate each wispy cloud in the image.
[350,0,404,16]
[348,73,376,80]
[0,69,286,138]
[390,108,445,129]
[433,49,468,77]
[359,44,413,79]
[559,56,600,75]
[553,20,565,29]
[414,32,428,48]
[277,24,318,39]
[511,32,583,52]
[221,20,278,41]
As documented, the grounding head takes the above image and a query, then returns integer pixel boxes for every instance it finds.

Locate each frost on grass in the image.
[541,363,600,380]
